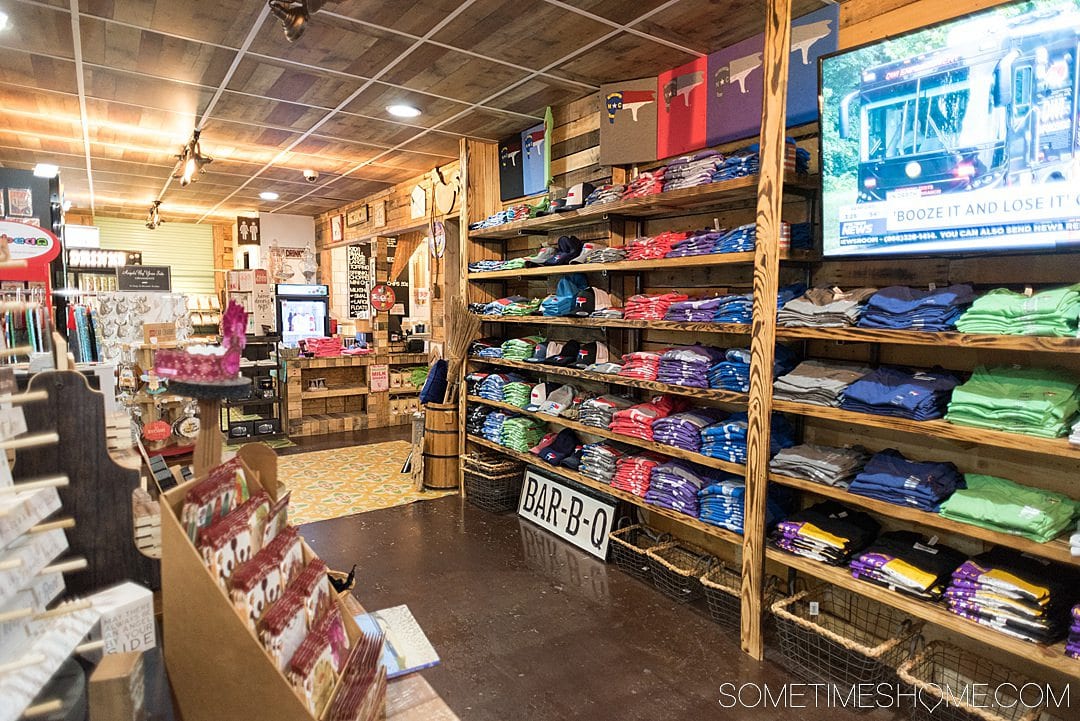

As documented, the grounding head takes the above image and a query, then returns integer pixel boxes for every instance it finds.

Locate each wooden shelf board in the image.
[388,354,430,365]
[768,473,1077,566]
[467,395,745,476]
[469,356,748,406]
[474,315,751,335]
[764,548,1080,679]
[468,173,818,240]
[466,434,743,548]
[300,384,369,399]
[466,252,819,281]
[388,387,422,395]
[776,326,1080,353]
[772,400,1080,460]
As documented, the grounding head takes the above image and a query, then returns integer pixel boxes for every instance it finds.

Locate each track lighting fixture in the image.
[173,129,212,188]
[146,201,164,230]
[268,0,324,42]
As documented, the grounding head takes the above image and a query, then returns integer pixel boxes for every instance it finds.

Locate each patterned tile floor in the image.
[278,440,456,525]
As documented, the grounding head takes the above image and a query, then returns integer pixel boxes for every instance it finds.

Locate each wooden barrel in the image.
[423,403,459,490]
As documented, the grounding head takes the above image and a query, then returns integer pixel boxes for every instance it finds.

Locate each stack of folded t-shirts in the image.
[465,372,488,396]
[713,223,758,254]
[644,460,718,516]
[945,366,1080,438]
[839,366,961,420]
[482,296,526,315]
[1071,419,1080,448]
[625,292,690,321]
[956,284,1080,337]
[500,416,547,452]
[618,351,663,380]
[773,360,872,406]
[938,474,1080,543]
[848,449,964,512]
[584,184,625,207]
[849,531,966,600]
[468,259,502,272]
[612,453,666,497]
[707,344,799,393]
[700,412,795,463]
[476,373,523,402]
[626,232,689,260]
[584,360,623,374]
[578,394,634,429]
[657,346,726,388]
[501,381,533,409]
[789,222,813,250]
[470,337,504,359]
[666,229,725,258]
[609,395,688,441]
[663,152,724,191]
[772,501,881,565]
[592,307,625,320]
[664,296,724,322]
[945,547,1080,644]
[778,287,879,327]
[540,275,589,317]
[712,146,761,182]
[623,169,665,199]
[769,443,872,489]
[580,443,630,484]
[712,293,754,324]
[651,408,727,452]
[505,297,543,316]
[465,406,489,435]
[576,246,627,264]
[1069,606,1080,658]
[501,335,544,361]
[481,411,509,444]
[697,479,792,534]
[857,285,976,331]
[468,302,488,314]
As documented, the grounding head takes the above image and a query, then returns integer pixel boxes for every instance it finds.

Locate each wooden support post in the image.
[194,399,223,477]
[741,0,793,661]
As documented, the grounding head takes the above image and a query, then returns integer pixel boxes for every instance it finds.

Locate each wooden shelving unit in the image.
[300,384,369,400]
[473,316,752,334]
[776,326,1080,352]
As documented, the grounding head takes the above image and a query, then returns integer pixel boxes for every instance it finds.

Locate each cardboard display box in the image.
[161,445,365,721]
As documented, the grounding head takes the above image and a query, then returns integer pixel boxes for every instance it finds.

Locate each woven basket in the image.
[462,453,524,513]
[607,524,671,581]
[463,452,523,477]
[772,585,919,689]
[700,568,784,629]
[898,641,1066,721]
[646,542,713,603]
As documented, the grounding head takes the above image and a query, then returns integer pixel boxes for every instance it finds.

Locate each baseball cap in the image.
[523,245,558,267]
[546,339,580,367]
[545,235,584,266]
[526,382,558,411]
[530,432,559,456]
[573,287,612,317]
[569,243,604,264]
[538,384,576,416]
[524,342,549,363]
[537,428,579,465]
[574,341,611,369]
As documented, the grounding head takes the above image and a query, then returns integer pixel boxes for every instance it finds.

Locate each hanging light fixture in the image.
[173,129,212,187]
[146,201,164,230]
[268,0,325,42]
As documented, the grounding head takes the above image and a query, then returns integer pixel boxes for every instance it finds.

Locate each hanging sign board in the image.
[370,364,389,393]
[370,284,396,312]
[517,469,616,560]
[347,244,371,320]
[117,265,172,292]
[0,219,61,264]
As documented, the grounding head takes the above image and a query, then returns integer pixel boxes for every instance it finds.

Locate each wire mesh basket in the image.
[646,542,714,603]
[898,641,1067,721]
[462,453,524,513]
[772,585,920,690]
[607,524,671,581]
[700,568,784,629]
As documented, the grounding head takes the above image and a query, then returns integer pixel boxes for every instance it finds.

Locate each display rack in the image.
[221,337,285,443]
[456,0,1080,680]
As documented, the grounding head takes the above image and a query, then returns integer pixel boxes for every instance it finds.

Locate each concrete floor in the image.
[303,497,903,721]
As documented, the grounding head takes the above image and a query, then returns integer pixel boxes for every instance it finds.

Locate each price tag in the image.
[809,601,820,616]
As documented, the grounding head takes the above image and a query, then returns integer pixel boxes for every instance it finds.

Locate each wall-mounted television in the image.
[820,0,1080,257]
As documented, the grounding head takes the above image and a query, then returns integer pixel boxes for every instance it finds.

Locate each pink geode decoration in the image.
[154,301,248,382]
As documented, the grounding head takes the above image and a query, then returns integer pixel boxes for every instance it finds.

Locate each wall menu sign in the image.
[117,265,171,292]
[517,469,616,560]
[347,244,371,320]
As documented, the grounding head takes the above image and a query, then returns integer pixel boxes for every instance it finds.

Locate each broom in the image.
[442,295,480,404]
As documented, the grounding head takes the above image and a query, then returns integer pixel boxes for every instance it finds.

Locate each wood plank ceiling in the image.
[0,0,835,222]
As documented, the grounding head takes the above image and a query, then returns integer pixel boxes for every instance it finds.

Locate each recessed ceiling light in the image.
[0,12,9,32]
[259,191,280,201]
[386,104,422,118]
[33,163,59,178]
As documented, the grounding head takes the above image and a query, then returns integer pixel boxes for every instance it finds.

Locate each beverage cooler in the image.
[275,283,330,348]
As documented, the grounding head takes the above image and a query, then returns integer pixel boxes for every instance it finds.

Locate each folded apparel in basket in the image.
[945,547,1080,644]
[839,366,961,421]
[643,460,725,517]
[698,479,792,534]
[772,501,881,565]
[778,286,879,328]
[857,284,975,331]
[609,395,689,441]
[944,366,1080,438]
[700,413,795,464]
[955,284,1080,337]
[612,453,667,497]
[849,531,967,600]
[651,408,727,452]
[657,345,726,388]
[847,449,964,512]
[938,474,1080,543]
[708,344,800,393]
[769,443,872,489]
[773,359,873,407]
